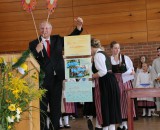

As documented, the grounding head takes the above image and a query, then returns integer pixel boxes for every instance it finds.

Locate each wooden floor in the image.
[64,116,160,130]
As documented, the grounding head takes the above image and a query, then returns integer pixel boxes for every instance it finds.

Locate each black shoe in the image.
[64,124,71,129]
[95,127,102,130]
[117,126,127,130]
[117,127,122,130]
[87,119,93,130]
[123,126,128,130]
[59,125,64,129]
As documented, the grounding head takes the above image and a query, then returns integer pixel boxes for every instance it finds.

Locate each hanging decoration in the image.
[21,0,37,12]
[21,0,39,39]
[46,0,58,22]
[20,0,58,56]
[21,0,39,40]
[21,0,44,57]
[46,0,58,13]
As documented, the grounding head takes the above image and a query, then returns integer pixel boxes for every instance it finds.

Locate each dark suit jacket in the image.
[29,28,83,80]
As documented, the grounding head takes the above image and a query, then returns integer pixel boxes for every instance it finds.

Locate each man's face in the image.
[40,22,52,39]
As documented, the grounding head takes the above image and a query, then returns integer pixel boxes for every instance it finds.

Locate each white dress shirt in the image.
[41,36,50,51]
[94,49,107,77]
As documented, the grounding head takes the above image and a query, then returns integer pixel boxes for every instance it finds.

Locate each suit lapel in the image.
[50,36,56,55]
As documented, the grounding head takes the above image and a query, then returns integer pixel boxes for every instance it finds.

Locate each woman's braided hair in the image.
[91,38,101,48]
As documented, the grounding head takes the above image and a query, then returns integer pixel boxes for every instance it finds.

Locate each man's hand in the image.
[74,17,83,31]
[36,42,43,53]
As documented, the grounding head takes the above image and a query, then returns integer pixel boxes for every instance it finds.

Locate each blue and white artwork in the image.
[65,57,92,79]
[65,80,92,102]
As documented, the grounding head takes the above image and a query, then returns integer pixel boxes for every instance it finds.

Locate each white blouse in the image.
[135,72,153,88]
[135,72,154,101]
[111,54,134,83]
[93,49,107,77]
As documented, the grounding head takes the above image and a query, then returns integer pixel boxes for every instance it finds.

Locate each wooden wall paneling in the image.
[0,30,37,42]
[0,17,73,32]
[148,30,160,42]
[1,0,160,52]
[39,7,73,18]
[0,21,36,32]
[130,21,147,32]
[148,19,160,31]
[85,21,147,35]
[73,0,146,16]
[107,32,147,44]
[0,0,72,7]
[147,9,160,20]
[73,0,130,6]
[130,31,147,43]
[57,0,73,7]
[0,0,21,3]
[49,17,74,28]
[0,41,28,52]
[0,12,26,23]
[129,0,146,11]
[146,0,160,9]
[81,31,147,47]
[0,27,73,52]
[0,1,46,13]
[0,11,46,23]
[83,10,146,26]
[0,8,73,23]
[0,0,128,4]
[91,34,108,45]
[53,27,74,36]
[0,0,72,13]
[0,27,73,42]
[0,2,22,13]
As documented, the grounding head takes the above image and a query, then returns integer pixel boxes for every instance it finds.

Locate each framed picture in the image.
[64,35,91,57]
[65,80,92,102]
[65,57,92,79]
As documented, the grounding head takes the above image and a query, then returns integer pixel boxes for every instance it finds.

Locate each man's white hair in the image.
[39,21,52,29]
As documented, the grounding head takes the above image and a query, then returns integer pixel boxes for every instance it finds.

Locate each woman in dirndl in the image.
[110,41,136,130]
[91,38,122,130]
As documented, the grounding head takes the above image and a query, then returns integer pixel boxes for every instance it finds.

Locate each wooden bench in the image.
[127,88,160,130]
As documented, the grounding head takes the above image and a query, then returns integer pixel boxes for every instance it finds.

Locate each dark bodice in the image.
[112,55,127,73]
[92,51,112,74]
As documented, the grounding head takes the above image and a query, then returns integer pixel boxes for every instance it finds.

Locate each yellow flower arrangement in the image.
[0,57,46,130]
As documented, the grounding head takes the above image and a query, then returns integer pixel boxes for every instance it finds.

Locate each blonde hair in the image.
[91,38,101,48]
